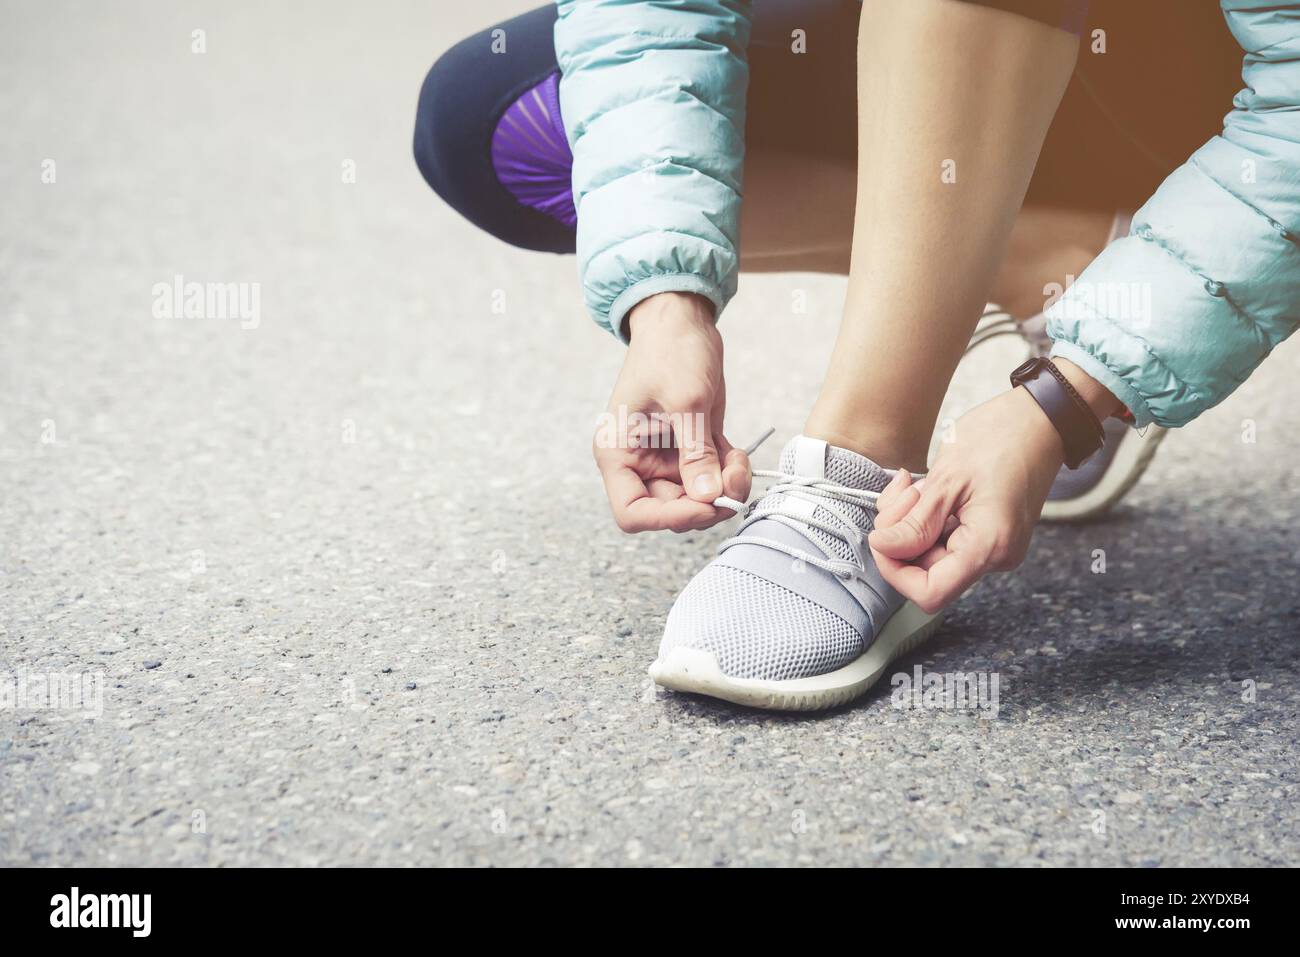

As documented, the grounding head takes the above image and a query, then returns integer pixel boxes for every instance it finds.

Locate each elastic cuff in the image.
[605,273,725,343]
[1049,340,1154,429]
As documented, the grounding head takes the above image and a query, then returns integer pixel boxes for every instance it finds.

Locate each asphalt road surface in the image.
[2,0,1297,866]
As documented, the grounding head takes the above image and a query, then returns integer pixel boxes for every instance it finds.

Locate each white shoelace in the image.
[714,473,882,582]
[708,427,884,583]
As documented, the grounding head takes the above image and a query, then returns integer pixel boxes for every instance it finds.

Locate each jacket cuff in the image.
[606,273,725,343]
[1048,340,1154,429]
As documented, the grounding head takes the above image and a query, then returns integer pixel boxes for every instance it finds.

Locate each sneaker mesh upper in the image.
[660,565,862,682]
[658,437,898,683]
[770,442,890,565]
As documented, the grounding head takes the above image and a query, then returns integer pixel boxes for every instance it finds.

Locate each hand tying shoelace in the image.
[709,427,901,583]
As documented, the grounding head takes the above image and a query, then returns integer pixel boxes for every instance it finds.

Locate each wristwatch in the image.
[1009,357,1105,469]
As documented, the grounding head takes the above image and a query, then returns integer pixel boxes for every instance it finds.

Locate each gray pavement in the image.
[2,0,1298,867]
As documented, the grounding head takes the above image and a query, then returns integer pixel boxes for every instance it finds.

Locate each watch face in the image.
[1010,357,1041,384]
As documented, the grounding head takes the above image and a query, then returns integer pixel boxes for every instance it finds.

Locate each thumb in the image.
[869,481,954,560]
[674,407,722,503]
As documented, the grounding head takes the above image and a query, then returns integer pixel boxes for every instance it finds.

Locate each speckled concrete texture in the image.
[2,0,1297,867]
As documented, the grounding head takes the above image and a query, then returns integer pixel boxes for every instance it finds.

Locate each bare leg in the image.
[805,0,1079,472]
[743,0,1080,472]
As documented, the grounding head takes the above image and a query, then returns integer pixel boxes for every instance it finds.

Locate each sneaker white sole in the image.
[1039,425,1168,523]
[648,601,944,712]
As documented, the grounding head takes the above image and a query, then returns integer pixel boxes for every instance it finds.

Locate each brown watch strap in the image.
[1010,357,1105,469]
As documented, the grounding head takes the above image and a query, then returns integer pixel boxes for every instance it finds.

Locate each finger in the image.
[599,462,655,533]
[644,478,730,529]
[875,483,922,531]
[673,405,723,504]
[717,436,752,505]
[875,468,914,515]
[600,435,733,532]
[599,460,713,531]
[945,522,1007,566]
[626,411,673,452]
[868,480,959,559]
[711,384,749,508]
[909,543,950,571]
[623,494,724,533]
[871,540,985,614]
[636,448,692,482]
[872,539,948,579]
[646,478,685,502]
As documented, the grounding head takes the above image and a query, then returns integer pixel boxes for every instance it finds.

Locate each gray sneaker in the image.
[1040,415,1168,521]
[649,435,943,711]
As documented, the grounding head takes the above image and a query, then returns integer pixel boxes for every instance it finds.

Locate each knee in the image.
[412,40,477,202]
[410,7,574,254]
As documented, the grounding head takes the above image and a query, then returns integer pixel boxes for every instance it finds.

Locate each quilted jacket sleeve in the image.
[1048,0,1300,428]
[553,0,751,340]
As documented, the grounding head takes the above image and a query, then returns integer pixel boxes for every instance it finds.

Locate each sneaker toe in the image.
[659,564,863,683]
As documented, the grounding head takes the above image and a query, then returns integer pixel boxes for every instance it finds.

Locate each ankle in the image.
[802,410,929,474]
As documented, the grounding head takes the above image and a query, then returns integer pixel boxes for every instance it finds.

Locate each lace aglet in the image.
[743,426,776,457]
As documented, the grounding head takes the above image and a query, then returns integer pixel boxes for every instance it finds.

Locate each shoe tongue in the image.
[778,436,891,492]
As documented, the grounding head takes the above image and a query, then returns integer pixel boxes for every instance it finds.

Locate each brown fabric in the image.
[960,0,1089,35]
[1029,0,1244,209]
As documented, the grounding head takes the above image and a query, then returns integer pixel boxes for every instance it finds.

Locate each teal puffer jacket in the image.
[555,0,1300,428]
[554,0,751,341]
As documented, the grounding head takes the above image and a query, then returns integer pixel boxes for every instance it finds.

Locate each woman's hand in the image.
[592,292,752,533]
[867,359,1120,613]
